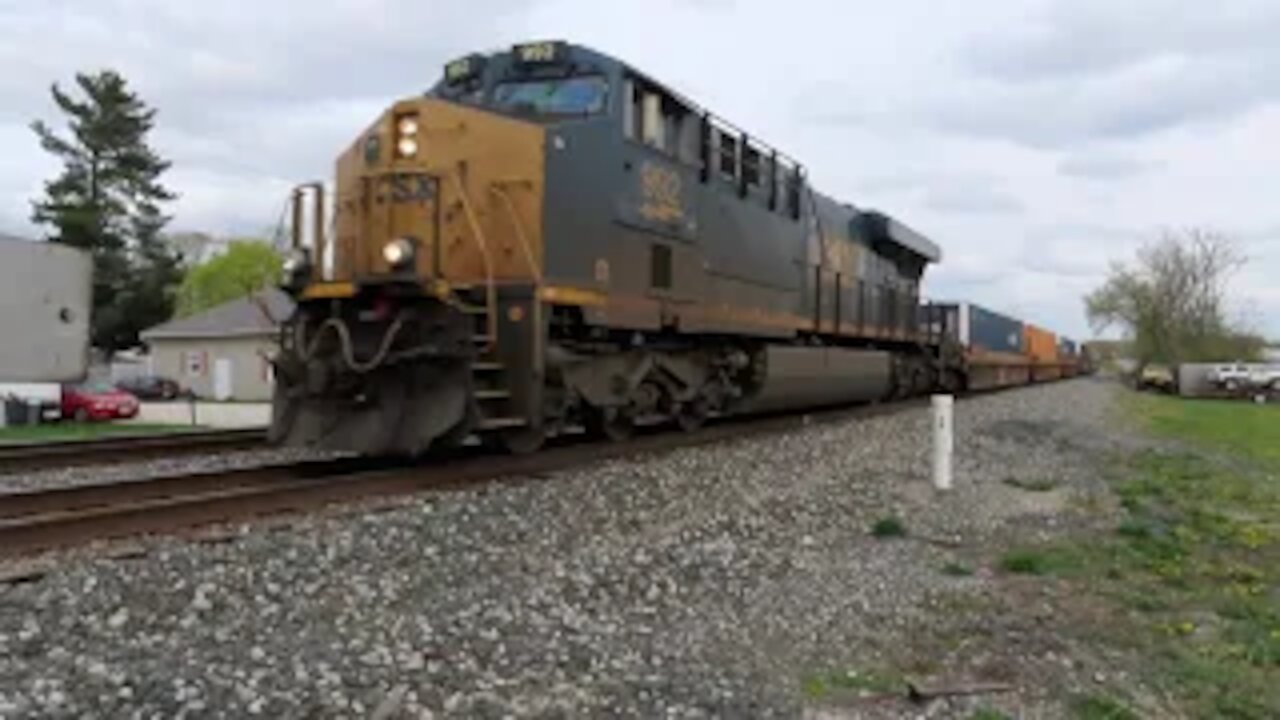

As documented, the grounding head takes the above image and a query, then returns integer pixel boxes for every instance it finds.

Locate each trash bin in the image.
[3,397,23,426]
[3,398,40,426]
[24,400,42,426]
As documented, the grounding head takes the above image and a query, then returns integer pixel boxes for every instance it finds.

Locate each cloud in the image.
[923,184,1024,215]
[1057,153,1162,180]
[935,1,1280,148]
[963,0,1280,84]
[924,52,1279,148]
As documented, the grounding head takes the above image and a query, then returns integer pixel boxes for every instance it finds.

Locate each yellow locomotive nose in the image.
[326,97,547,291]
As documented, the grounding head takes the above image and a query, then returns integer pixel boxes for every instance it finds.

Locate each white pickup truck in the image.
[1207,363,1280,391]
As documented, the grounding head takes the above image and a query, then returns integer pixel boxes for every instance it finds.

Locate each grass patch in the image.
[1071,693,1140,720]
[0,422,201,444]
[802,668,903,699]
[1125,392,1280,466]
[941,561,974,577]
[998,546,1082,576]
[1022,392,1280,718]
[1003,475,1059,492]
[871,516,906,538]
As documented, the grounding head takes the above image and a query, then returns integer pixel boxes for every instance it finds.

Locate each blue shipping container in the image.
[964,303,1023,354]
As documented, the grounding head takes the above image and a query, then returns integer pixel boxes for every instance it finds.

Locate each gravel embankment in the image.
[0,378,1143,718]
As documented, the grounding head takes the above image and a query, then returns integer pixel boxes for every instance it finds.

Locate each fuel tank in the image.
[741,346,893,413]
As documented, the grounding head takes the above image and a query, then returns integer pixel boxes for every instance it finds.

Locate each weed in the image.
[999,546,1080,575]
[968,708,1012,720]
[1071,693,1139,720]
[800,675,826,699]
[1003,475,1058,492]
[941,561,974,577]
[871,516,906,538]
[1000,550,1048,575]
[801,668,902,699]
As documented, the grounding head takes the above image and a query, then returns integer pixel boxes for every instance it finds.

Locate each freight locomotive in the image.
[270,41,1086,455]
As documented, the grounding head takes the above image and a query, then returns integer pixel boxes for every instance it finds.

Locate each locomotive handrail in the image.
[449,172,498,346]
[489,182,543,284]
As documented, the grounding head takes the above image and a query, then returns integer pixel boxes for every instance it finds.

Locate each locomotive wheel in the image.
[587,406,634,442]
[500,426,546,455]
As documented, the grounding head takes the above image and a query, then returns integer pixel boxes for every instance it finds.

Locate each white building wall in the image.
[148,335,278,401]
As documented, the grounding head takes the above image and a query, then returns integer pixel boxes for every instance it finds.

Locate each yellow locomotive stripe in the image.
[302,282,357,299]
[539,285,608,307]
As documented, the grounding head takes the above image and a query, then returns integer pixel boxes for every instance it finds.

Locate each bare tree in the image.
[1085,228,1261,370]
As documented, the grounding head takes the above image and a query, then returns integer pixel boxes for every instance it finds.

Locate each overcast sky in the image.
[3,0,1278,339]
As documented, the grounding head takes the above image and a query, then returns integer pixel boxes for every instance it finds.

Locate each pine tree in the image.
[31,70,184,354]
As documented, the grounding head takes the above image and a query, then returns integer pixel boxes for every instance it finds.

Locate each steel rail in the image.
[0,428,268,474]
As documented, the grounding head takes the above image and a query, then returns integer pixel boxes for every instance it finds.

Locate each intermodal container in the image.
[961,303,1024,354]
[1023,323,1057,361]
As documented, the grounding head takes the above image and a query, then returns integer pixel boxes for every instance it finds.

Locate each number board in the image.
[512,41,565,64]
[444,54,485,85]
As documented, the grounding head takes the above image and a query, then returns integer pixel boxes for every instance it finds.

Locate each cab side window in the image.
[716,129,738,180]
[624,76,697,165]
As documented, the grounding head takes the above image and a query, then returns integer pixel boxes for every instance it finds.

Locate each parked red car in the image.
[61,382,140,422]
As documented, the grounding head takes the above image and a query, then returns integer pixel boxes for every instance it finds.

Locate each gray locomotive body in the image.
[515,46,949,437]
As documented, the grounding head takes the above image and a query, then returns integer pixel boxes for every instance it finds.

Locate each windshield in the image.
[76,381,119,393]
[491,76,609,116]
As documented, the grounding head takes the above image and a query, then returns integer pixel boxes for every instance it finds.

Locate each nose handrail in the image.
[449,171,498,348]
[489,181,542,285]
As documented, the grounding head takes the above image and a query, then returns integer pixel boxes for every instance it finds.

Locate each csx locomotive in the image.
[271,41,1008,455]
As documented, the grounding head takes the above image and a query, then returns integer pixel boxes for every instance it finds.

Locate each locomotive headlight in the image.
[396,136,419,158]
[397,116,419,136]
[382,238,415,268]
[394,113,420,158]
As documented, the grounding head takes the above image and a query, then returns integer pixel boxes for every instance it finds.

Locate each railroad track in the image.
[0,428,268,474]
[0,398,926,558]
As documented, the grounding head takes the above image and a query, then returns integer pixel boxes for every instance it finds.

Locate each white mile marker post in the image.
[931,394,954,491]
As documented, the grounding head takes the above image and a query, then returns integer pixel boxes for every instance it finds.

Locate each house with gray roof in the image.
[140,289,294,401]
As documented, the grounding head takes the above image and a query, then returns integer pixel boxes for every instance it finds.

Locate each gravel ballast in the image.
[0,378,1143,718]
[0,446,344,495]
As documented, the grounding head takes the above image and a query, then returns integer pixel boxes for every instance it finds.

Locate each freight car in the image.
[269,41,1061,455]
[925,302,1092,390]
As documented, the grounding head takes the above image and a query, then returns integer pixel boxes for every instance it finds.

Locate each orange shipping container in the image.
[1023,323,1057,361]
